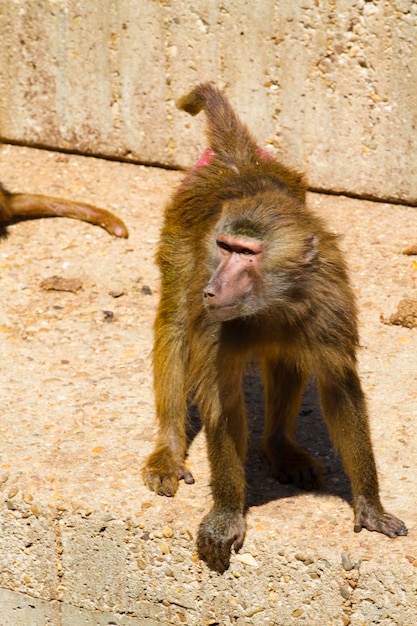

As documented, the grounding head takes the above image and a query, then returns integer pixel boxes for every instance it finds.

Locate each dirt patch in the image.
[381,297,417,329]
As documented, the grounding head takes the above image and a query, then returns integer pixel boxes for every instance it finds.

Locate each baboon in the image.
[0,183,128,238]
[143,83,407,573]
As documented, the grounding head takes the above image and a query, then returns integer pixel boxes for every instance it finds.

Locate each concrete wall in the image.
[0,0,416,204]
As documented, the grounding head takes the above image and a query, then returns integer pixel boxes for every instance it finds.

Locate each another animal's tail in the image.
[176,82,258,166]
[0,184,128,238]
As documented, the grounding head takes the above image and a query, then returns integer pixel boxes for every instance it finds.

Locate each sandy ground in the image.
[0,144,416,625]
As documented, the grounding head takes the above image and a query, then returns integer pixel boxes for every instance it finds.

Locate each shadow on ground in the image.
[185,364,352,511]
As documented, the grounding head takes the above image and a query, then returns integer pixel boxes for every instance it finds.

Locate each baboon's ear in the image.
[302,234,319,265]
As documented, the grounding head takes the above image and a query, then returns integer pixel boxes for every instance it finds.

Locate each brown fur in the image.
[0,183,128,238]
[143,83,407,573]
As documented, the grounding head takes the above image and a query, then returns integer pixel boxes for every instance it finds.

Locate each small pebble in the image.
[0,473,9,486]
[402,244,417,255]
[235,553,259,568]
[292,608,304,618]
[160,541,170,554]
[8,486,18,499]
[162,525,173,538]
[30,504,41,517]
[40,276,82,292]
[103,310,115,322]
[109,287,125,298]
[341,552,353,571]
[340,584,351,600]
[246,607,266,617]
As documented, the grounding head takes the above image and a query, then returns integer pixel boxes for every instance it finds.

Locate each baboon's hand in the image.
[143,446,194,497]
[197,508,246,573]
[354,496,407,537]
